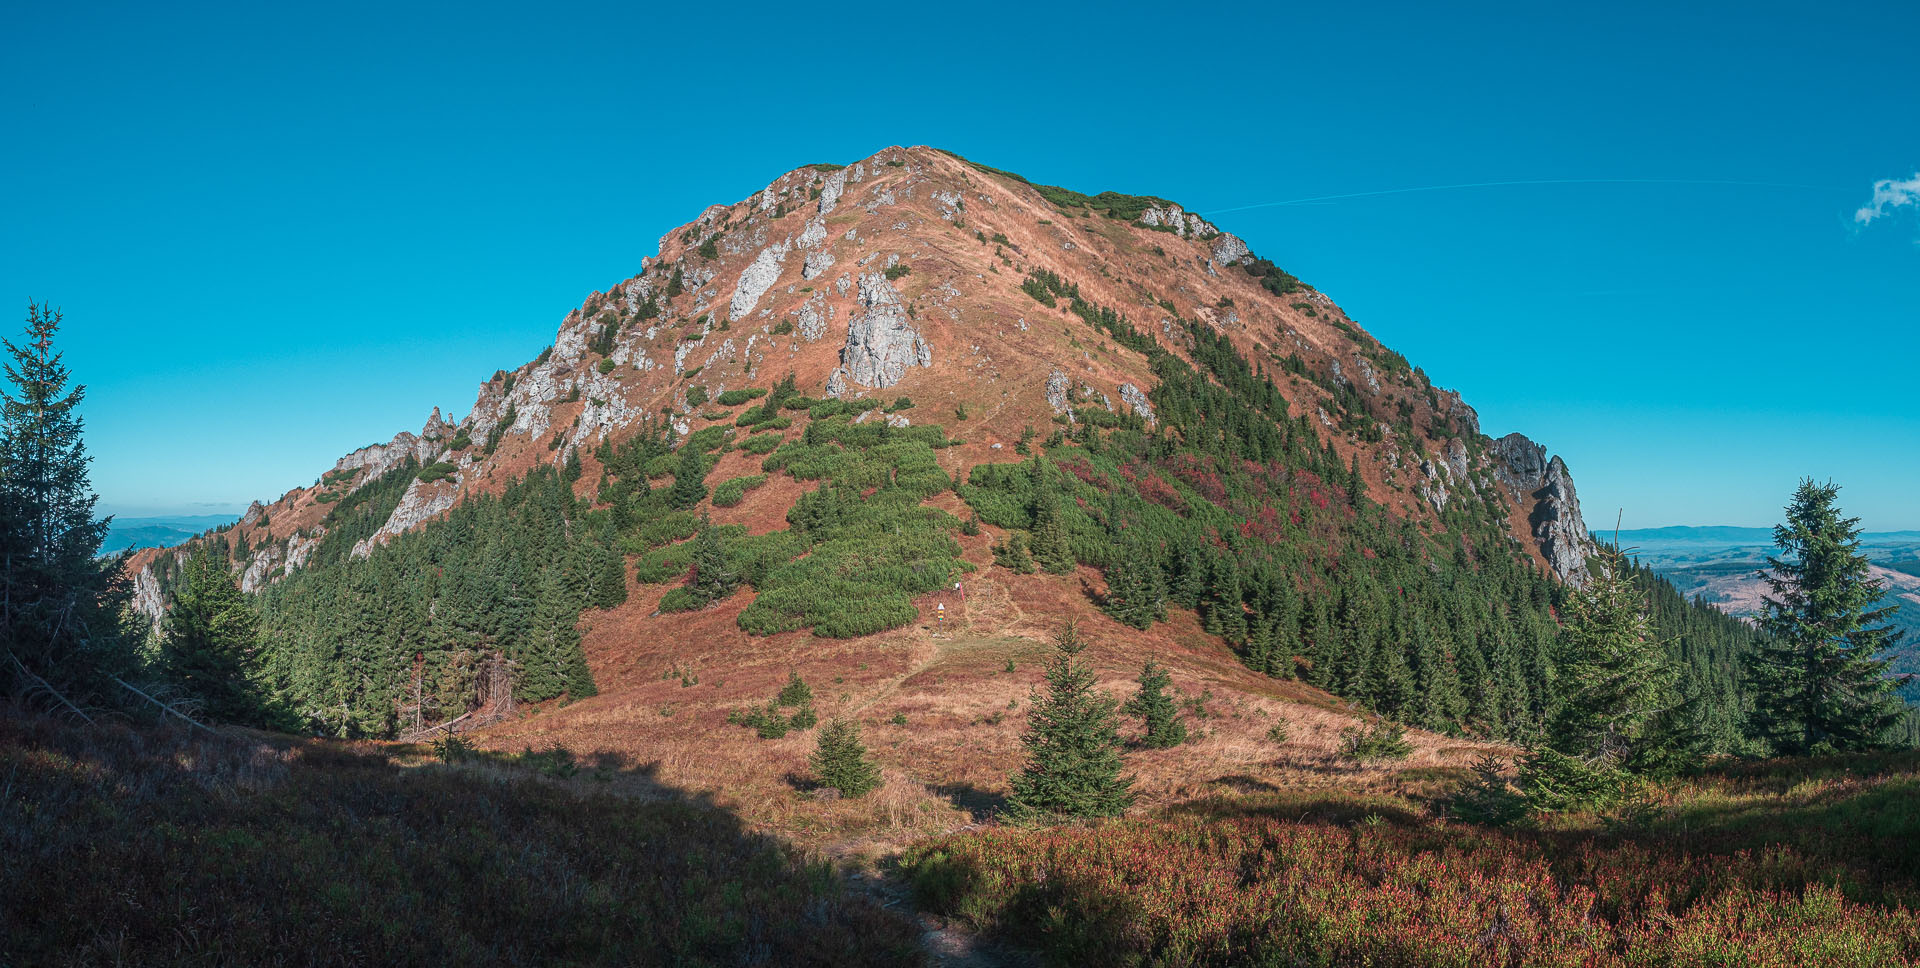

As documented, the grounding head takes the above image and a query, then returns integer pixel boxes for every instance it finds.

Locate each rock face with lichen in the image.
[827,272,931,393]
[1493,433,1596,586]
[729,243,790,321]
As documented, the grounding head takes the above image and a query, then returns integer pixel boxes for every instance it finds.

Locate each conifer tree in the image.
[1368,629,1415,721]
[669,443,708,509]
[1517,548,1681,810]
[1408,615,1465,731]
[1121,660,1186,748]
[1029,497,1075,575]
[1303,599,1338,689]
[992,531,1035,574]
[1745,480,1906,755]
[1244,619,1278,676]
[1169,541,1208,610]
[777,669,812,708]
[160,545,271,724]
[810,718,881,798]
[1101,542,1166,630]
[1203,556,1249,643]
[581,528,628,609]
[1545,547,1676,767]
[1,303,129,693]
[686,516,738,605]
[1007,622,1134,819]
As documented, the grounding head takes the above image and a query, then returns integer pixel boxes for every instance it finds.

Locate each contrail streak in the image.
[1205,178,1843,215]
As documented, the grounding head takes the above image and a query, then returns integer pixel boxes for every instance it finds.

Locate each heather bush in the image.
[905,757,1920,968]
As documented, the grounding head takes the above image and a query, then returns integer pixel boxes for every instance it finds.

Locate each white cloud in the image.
[1854,171,1920,225]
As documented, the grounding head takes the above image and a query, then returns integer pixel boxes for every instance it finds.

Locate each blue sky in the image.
[3,0,1915,528]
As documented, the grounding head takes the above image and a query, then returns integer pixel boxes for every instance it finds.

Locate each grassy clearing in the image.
[0,711,921,968]
[902,753,1920,967]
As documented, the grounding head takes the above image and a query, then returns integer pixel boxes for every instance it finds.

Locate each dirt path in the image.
[842,865,1036,968]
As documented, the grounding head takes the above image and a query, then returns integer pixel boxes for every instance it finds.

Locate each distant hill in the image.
[1613,527,1920,701]
[101,514,236,554]
[1603,525,1920,549]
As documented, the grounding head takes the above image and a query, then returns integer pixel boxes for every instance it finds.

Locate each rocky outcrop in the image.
[802,249,835,280]
[795,294,829,341]
[1354,358,1382,395]
[568,371,646,449]
[131,563,166,627]
[1209,233,1249,267]
[1434,388,1481,437]
[1493,433,1596,587]
[1138,204,1216,238]
[329,409,450,483]
[352,477,460,559]
[827,272,931,392]
[1045,369,1071,416]
[1118,383,1155,425]
[729,243,790,321]
[240,544,282,594]
[421,406,454,441]
[1417,439,1474,515]
[818,169,847,215]
[798,216,828,249]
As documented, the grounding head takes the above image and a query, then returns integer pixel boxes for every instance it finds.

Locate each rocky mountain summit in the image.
[129,145,1596,619]
[1493,433,1596,587]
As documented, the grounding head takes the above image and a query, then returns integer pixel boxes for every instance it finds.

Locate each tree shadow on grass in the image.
[932,781,1012,822]
[0,708,927,967]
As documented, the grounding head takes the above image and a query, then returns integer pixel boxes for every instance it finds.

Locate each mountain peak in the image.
[130,145,1596,622]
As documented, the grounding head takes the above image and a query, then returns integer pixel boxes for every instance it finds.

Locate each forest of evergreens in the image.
[6,278,1911,761]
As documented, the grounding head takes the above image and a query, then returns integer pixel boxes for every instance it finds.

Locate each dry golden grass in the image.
[475,528,1504,856]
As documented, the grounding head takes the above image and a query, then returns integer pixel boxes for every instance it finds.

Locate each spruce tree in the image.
[1121,660,1186,748]
[1007,622,1134,819]
[1101,543,1166,630]
[669,443,708,509]
[1169,541,1207,610]
[1203,556,1249,643]
[810,718,881,798]
[1408,615,1465,731]
[1368,631,1416,721]
[583,528,628,609]
[992,532,1035,574]
[1,303,128,693]
[1545,547,1676,768]
[1745,479,1906,755]
[1029,497,1075,575]
[1303,599,1338,689]
[520,565,589,703]
[777,669,812,707]
[160,545,271,724]
[686,516,737,605]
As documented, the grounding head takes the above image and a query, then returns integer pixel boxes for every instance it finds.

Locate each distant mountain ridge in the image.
[1604,525,1920,545]
[101,514,239,554]
[1614,525,1920,701]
